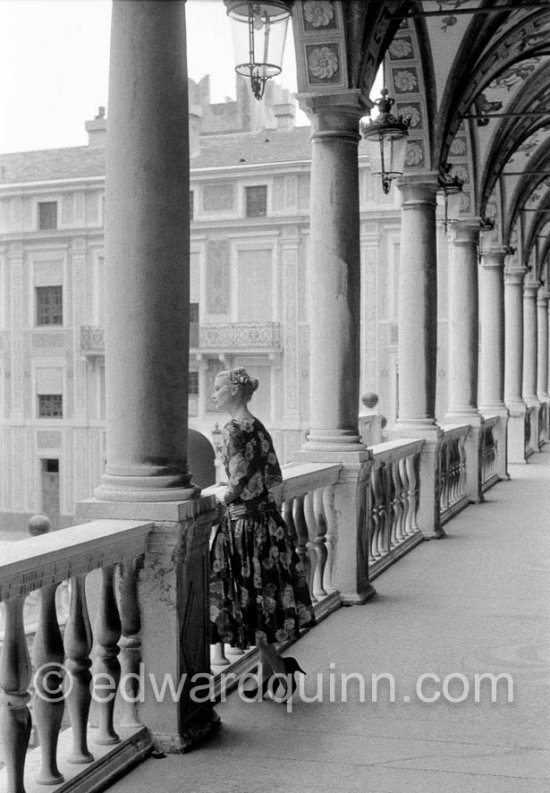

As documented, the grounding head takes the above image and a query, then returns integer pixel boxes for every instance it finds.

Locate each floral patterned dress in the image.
[210,417,315,650]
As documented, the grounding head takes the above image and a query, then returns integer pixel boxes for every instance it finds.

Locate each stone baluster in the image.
[321,485,337,594]
[0,597,32,793]
[405,454,420,535]
[117,558,143,726]
[32,583,65,784]
[311,489,328,600]
[92,565,121,745]
[64,575,93,764]
[292,495,311,586]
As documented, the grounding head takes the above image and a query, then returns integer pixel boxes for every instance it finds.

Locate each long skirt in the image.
[210,505,316,650]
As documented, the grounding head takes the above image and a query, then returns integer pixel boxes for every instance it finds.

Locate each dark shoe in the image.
[241,667,272,701]
[269,657,306,702]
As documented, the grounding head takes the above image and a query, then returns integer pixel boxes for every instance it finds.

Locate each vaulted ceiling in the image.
[292,0,550,282]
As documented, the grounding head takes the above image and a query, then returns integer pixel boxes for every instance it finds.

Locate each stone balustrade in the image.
[0,519,153,793]
[438,425,469,523]
[364,439,424,579]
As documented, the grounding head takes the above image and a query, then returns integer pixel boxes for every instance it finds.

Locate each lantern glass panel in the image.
[228,2,290,80]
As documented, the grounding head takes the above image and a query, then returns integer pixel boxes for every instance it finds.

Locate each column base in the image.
[94,471,200,503]
[151,707,221,755]
[302,429,365,453]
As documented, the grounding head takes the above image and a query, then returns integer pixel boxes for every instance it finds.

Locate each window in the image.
[38,394,63,418]
[36,286,63,326]
[189,302,199,347]
[38,202,58,230]
[245,185,267,218]
[188,371,199,395]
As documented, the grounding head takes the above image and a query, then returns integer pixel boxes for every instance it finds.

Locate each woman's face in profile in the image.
[211,373,233,412]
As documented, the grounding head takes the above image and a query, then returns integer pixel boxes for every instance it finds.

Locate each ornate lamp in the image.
[361,89,410,194]
[224,1,291,100]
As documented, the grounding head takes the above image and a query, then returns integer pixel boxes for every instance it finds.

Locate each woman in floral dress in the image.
[209,367,315,696]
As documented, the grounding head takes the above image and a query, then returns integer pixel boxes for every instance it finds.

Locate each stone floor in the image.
[103,450,550,792]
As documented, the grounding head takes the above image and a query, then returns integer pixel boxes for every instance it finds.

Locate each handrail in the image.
[0,520,153,601]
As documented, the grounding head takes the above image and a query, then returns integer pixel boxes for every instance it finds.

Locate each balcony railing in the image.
[364,439,424,579]
[0,520,153,793]
[81,323,282,355]
[439,425,469,524]
[197,322,281,351]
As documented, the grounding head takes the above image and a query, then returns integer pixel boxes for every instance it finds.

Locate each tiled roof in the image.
[0,126,319,185]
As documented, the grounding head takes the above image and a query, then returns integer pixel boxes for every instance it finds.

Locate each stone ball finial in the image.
[27,514,52,537]
[362,392,379,409]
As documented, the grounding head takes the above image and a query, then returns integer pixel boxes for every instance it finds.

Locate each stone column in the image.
[537,289,550,444]
[478,247,508,479]
[393,174,443,538]
[95,0,196,502]
[443,219,483,502]
[76,0,218,751]
[504,266,527,462]
[296,92,374,604]
[523,280,541,454]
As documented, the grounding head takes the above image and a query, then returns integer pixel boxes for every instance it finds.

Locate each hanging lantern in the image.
[224,1,291,100]
[360,89,410,194]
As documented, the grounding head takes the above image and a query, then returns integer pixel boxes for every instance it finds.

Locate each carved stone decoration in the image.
[397,103,422,129]
[307,44,340,82]
[303,1,336,30]
[206,239,230,315]
[405,140,425,167]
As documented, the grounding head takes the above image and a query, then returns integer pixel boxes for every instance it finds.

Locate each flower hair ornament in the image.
[225,367,258,394]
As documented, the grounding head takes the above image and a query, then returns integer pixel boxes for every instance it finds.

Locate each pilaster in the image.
[392,174,443,537]
[443,219,483,503]
[523,280,541,454]
[537,289,550,444]
[478,247,508,479]
[504,266,527,462]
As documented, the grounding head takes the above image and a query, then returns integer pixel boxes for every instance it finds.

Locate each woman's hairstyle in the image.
[219,367,259,400]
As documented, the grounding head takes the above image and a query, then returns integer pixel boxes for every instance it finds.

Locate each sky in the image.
[0,0,304,154]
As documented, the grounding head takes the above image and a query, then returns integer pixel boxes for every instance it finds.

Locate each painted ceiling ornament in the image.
[389,38,413,59]
[450,137,467,156]
[394,69,418,92]
[491,59,539,91]
[398,105,421,127]
[308,46,339,80]
[303,1,334,28]
[405,141,424,167]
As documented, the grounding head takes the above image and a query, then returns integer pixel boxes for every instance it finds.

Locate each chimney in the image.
[85,107,107,147]
[273,102,295,131]
[189,104,203,158]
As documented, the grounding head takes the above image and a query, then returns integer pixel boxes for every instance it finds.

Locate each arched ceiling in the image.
[292,0,550,281]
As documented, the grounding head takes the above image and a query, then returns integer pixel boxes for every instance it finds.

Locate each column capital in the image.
[297,90,368,140]
[448,217,482,245]
[504,266,527,284]
[479,246,508,268]
[524,280,541,297]
[396,172,440,206]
